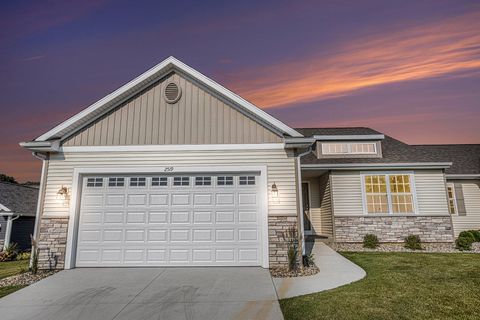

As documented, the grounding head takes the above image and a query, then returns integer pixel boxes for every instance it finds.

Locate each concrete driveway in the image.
[0,267,283,320]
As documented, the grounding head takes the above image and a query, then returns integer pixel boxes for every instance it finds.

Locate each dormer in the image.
[314,134,384,159]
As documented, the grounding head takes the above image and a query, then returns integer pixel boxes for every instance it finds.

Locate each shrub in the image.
[16,251,31,261]
[0,243,18,261]
[456,236,473,251]
[467,230,480,242]
[363,234,379,249]
[458,231,476,243]
[303,253,315,267]
[404,235,422,250]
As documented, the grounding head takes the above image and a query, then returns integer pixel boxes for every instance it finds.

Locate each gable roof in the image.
[0,182,39,216]
[34,56,301,142]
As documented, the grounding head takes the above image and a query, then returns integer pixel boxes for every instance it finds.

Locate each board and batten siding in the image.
[330,170,449,216]
[41,148,297,218]
[63,73,281,146]
[450,180,480,236]
[303,174,333,236]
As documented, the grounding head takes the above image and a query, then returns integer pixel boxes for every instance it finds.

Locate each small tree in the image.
[283,227,299,271]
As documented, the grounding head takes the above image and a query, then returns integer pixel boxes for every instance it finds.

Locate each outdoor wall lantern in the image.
[57,185,70,201]
[271,182,279,198]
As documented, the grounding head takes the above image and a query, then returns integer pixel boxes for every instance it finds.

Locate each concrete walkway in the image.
[273,242,366,299]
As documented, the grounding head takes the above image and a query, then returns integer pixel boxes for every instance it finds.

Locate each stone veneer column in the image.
[268,216,298,268]
[37,217,69,270]
[334,216,454,243]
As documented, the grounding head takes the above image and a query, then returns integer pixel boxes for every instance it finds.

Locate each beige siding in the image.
[41,148,297,218]
[63,73,281,146]
[304,174,333,236]
[331,171,364,216]
[414,170,449,215]
[331,170,450,216]
[451,180,480,236]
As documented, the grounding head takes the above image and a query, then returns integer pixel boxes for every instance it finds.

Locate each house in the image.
[0,182,38,251]
[20,57,480,270]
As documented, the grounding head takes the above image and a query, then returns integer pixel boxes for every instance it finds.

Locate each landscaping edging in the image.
[331,242,480,253]
[270,265,319,278]
[0,271,57,289]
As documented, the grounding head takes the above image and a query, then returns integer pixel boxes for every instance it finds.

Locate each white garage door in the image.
[75,173,264,267]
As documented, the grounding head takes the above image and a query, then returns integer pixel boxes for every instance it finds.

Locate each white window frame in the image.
[360,171,418,215]
[322,142,377,155]
[446,183,458,215]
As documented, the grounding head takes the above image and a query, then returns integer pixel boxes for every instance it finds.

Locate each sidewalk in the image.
[273,242,366,299]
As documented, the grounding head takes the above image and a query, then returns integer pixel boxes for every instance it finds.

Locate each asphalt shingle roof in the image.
[0,182,39,216]
[295,127,480,175]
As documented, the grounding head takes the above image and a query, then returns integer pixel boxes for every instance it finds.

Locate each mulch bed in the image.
[270,264,319,278]
[331,242,480,253]
[0,270,57,288]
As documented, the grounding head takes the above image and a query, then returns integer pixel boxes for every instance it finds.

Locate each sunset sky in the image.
[1,0,480,182]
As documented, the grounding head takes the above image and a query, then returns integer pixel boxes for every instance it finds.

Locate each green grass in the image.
[0,260,29,280]
[280,252,480,320]
[0,260,29,298]
[0,285,27,298]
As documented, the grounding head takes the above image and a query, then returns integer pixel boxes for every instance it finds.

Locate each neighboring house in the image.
[20,57,480,270]
[0,182,38,251]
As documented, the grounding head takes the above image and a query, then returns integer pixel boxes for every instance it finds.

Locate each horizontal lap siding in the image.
[63,73,281,146]
[42,148,297,217]
[331,171,364,215]
[331,170,449,216]
[451,180,480,236]
[305,174,333,236]
[414,170,449,215]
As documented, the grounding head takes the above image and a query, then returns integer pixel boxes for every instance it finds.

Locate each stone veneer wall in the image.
[268,216,298,268]
[37,217,69,270]
[334,216,454,243]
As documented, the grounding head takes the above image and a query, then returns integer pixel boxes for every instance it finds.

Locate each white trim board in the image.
[60,143,285,153]
[64,165,270,269]
[35,56,301,141]
[302,162,452,170]
[314,134,385,141]
[0,203,11,212]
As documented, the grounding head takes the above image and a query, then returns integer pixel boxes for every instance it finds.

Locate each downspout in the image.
[4,214,20,250]
[30,152,49,267]
[295,145,314,256]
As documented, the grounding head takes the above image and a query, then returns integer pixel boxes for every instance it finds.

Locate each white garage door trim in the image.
[65,165,269,269]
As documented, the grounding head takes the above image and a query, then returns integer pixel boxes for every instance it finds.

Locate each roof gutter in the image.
[284,137,316,149]
[302,162,452,170]
[445,174,480,180]
[19,140,60,153]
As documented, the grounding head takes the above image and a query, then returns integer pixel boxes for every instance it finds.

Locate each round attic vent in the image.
[164,81,181,104]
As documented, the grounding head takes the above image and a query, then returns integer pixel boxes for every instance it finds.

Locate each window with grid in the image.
[173,176,190,186]
[129,177,146,187]
[151,177,168,187]
[446,184,457,214]
[364,174,415,214]
[108,177,125,187]
[322,142,376,155]
[195,176,211,186]
[239,176,255,185]
[86,177,103,187]
[217,176,234,186]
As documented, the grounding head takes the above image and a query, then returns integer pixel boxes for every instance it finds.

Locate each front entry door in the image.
[302,182,312,234]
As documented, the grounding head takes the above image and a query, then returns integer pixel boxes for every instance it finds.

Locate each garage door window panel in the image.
[151,177,168,187]
[173,176,190,186]
[130,177,146,187]
[108,177,125,187]
[87,177,103,187]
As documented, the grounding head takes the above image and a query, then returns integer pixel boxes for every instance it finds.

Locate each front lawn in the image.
[0,260,29,298]
[281,252,480,320]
